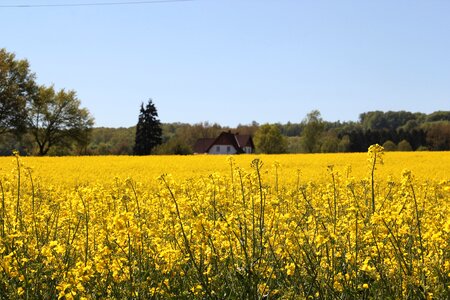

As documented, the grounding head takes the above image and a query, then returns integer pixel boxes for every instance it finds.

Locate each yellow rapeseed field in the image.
[1,151,449,185]
[0,148,449,299]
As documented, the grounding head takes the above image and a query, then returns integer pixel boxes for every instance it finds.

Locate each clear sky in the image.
[1,0,450,127]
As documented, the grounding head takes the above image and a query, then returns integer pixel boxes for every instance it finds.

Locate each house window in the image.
[227,146,231,152]
[216,146,220,152]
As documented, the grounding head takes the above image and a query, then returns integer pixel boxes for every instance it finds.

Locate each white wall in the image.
[208,145,237,155]
[242,146,253,154]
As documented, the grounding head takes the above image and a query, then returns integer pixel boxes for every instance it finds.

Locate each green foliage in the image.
[286,136,302,153]
[170,122,224,148]
[254,124,287,154]
[399,119,420,132]
[0,48,37,135]
[397,139,413,151]
[426,111,450,122]
[279,121,303,136]
[88,127,135,155]
[359,110,422,131]
[236,121,260,136]
[382,140,397,151]
[133,99,162,155]
[425,121,450,150]
[338,135,351,152]
[27,86,94,155]
[416,145,429,151]
[320,132,339,153]
[300,110,324,153]
[153,137,192,155]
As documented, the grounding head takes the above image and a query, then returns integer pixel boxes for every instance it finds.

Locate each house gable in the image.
[206,132,243,154]
[236,134,255,153]
[194,131,255,154]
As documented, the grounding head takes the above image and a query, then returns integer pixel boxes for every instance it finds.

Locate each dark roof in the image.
[193,132,254,154]
[193,138,215,154]
[207,132,244,153]
[236,134,254,148]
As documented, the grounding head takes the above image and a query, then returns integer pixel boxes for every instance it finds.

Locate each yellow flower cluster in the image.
[0,149,449,299]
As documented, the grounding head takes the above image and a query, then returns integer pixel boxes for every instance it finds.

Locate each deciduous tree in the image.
[300,110,324,153]
[254,124,287,154]
[28,86,94,155]
[0,48,37,135]
[382,140,397,151]
[426,122,450,150]
[397,139,413,151]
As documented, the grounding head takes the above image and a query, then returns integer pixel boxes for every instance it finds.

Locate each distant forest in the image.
[2,110,448,155]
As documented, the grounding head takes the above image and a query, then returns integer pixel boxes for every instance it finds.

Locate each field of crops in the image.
[0,147,449,299]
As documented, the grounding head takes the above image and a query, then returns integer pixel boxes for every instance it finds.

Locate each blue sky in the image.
[2,0,450,127]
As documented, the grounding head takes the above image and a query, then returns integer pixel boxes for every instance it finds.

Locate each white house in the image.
[193,131,255,154]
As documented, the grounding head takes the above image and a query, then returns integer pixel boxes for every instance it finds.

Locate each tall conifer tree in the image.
[133,99,162,155]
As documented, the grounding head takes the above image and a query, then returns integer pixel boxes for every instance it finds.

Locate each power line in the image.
[0,0,193,8]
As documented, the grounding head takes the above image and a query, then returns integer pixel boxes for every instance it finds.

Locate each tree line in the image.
[252,110,450,153]
[2,48,450,155]
[22,108,446,156]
